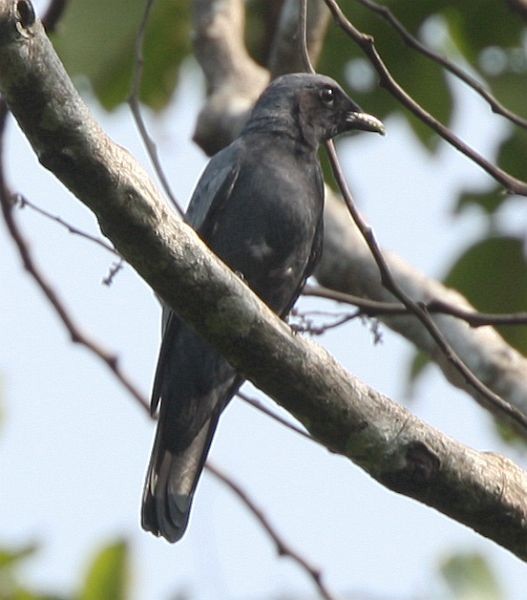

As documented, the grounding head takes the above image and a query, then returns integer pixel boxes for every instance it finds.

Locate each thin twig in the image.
[426,299,527,328]
[15,193,120,256]
[325,139,527,434]
[206,461,338,600]
[128,0,184,216]
[237,390,317,445]
[322,0,527,196]
[291,308,361,335]
[102,257,125,286]
[305,285,527,327]
[355,0,527,130]
[299,0,316,74]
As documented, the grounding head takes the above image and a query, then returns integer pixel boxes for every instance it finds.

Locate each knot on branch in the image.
[382,441,441,494]
[15,0,35,29]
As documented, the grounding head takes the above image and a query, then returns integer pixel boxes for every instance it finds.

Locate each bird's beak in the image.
[345,111,385,135]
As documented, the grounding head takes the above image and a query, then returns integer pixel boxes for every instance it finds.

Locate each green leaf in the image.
[497,129,527,181]
[0,544,38,570]
[440,552,502,600]
[454,186,506,216]
[52,0,191,111]
[444,1,524,64]
[444,236,527,355]
[405,349,431,397]
[78,540,128,600]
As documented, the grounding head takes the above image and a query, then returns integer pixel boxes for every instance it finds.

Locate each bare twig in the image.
[426,299,527,328]
[206,461,338,600]
[322,0,527,196]
[102,257,124,286]
[291,308,361,335]
[299,0,316,74]
[355,0,527,130]
[15,193,120,256]
[237,390,316,444]
[305,285,527,327]
[128,0,183,215]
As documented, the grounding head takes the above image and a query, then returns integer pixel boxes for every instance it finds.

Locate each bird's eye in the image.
[319,86,335,106]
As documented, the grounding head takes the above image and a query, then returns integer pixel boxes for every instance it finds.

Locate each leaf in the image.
[440,552,502,600]
[444,236,527,355]
[0,544,38,570]
[52,0,191,111]
[405,349,431,395]
[454,186,506,216]
[444,1,524,64]
[497,129,527,181]
[78,539,128,600]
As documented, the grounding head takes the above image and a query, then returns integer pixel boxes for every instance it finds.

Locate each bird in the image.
[142,72,384,542]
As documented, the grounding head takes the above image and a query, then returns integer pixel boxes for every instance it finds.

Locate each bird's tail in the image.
[141,414,219,543]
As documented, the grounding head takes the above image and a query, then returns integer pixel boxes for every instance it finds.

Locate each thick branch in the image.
[191,0,269,155]
[1,0,527,559]
[267,0,330,76]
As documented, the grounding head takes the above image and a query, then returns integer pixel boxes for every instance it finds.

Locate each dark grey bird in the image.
[142,73,384,542]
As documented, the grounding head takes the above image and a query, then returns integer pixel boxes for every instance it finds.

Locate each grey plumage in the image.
[142,73,384,542]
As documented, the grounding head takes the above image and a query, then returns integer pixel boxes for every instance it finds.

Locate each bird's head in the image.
[245,73,384,149]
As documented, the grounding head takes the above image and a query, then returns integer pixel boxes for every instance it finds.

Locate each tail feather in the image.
[141,415,218,542]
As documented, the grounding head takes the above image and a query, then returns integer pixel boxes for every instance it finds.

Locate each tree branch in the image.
[191,0,269,155]
[1,0,527,560]
[267,0,330,77]
[128,0,183,215]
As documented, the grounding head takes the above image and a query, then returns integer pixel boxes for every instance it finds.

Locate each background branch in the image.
[305,284,527,327]
[191,0,269,155]
[268,0,330,77]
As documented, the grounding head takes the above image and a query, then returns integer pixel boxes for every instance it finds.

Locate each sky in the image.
[1,16,527,600]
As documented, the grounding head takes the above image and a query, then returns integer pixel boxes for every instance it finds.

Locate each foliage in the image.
[0,540,129,600]
[440,552,503,600]
[52,0,190,110]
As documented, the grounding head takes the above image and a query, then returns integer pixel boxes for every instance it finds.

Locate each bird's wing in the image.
[185,150,241,234]
[275,162,325,319]
[150,150,241,417]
